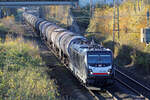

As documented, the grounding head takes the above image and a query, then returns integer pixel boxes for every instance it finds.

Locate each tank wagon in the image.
[23,12,115,86]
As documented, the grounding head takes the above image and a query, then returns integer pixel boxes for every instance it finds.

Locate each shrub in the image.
[0,38,58,100]
[0,67,58,100]
[87,0,150,74]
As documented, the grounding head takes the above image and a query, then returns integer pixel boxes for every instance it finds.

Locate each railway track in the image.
[88,89,118,100]
[115,68,150,99]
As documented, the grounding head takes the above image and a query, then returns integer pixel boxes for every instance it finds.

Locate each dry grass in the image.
[0,38,59,100]
[0,16,26,34]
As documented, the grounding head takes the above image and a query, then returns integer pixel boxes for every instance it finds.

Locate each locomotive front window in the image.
[100,55,111,64]
[87,54,112,67]
[88,55,99,64]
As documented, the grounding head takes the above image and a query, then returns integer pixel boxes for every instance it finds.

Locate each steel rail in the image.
[115,68,150,92]
[86,89,99,100]
[85,86,118,100]
[115,68,150,99]
[87,89,118,100]
[115,77,144,97]
[105,90,118,100]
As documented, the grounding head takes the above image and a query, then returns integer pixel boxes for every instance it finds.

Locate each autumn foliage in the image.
[87,0,150,74]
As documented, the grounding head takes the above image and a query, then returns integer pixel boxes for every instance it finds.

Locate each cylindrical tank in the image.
[39,21,48,32]
[51,28,66,44]
[30,16,35,26]
[41,22,52,38]
[55,31,68,48]
[55,31,69,49]
[46,25,58,42]
[35,18,44,32]
[32,16,38,27]
[23,12,86,57]
[39,21,48,36]
[60,32,75,55]
[41,21,50,35]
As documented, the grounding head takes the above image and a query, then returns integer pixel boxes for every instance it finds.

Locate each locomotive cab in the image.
[86,49,115,85]
[87,50,113,75]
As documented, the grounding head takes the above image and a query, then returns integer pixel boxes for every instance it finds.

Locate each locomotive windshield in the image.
[87,51,112,67]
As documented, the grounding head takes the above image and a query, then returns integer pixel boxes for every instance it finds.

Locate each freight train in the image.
[23,12,115,86]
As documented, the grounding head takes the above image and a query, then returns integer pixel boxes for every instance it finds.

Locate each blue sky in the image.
[79,0,122,7]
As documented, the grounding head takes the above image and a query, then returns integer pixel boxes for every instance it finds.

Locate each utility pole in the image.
[141,0,143,10]
[90,0,93,18]
[113,0,120,52]
[90,0,95,41]
[90,0,95,18]
[138,0,140,11]
[113,0,120,42]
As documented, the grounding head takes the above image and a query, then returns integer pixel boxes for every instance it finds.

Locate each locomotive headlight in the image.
[108,69,112,74]
[88,69,93,75]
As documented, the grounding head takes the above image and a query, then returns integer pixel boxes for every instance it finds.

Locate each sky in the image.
[79,0,123,7]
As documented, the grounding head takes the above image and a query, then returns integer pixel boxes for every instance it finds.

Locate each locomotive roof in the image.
[71,42,111,54]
